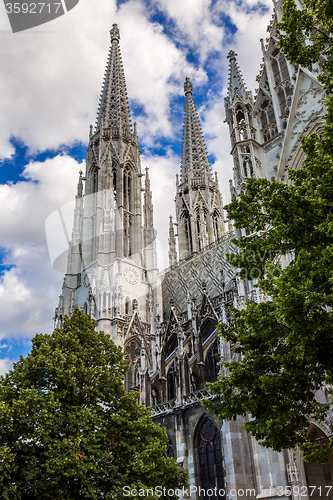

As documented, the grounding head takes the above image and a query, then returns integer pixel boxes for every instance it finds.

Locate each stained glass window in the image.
[198,418,225,499]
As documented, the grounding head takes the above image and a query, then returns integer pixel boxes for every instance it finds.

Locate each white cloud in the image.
[0,357,14,376]
[0,0,208,158]
[0,155,82,247]
[152,0,225,63]
[0,155,82,338]
[116,0,206,143]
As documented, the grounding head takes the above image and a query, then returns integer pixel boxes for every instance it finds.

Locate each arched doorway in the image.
[304,424,333,499]
[196,417,226,499]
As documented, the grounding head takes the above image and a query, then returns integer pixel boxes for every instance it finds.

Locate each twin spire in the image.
[96,24,213,189]
[181,77,213,185]
[96,24,132,135]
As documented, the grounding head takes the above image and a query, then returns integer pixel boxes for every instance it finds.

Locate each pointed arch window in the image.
[213,211,220,240]
[183,211,193,255]
[93,170,98,193]
[197,418,225,499]
[151,387,159,406]
[166,437,175,458]
[123,166,132,212]
[205,341,220,384]
[278,87,286,114]
[167,367,177,401]
[271,49,289,86]
[125,297,131,316]
[236,107,246,126]
[196,206,208,251]
[123,213,132,257]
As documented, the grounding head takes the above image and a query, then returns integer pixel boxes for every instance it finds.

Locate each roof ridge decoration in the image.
[181,77,213,184]
[96,24,132,135]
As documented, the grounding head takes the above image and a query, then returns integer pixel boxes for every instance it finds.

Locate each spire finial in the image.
[110,23,120,42]
[184,77,192,95]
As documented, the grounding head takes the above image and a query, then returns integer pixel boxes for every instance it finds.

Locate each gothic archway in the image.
[196,417,226,499]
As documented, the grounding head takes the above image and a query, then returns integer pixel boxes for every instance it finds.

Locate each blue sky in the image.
[0,0,272,373]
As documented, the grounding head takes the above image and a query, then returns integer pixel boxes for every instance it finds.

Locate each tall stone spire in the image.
[181,77,213,185]
[173,78,225,262]
[55,26,161,348]
[96,23,132,135]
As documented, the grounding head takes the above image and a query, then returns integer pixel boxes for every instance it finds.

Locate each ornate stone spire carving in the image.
[173,78,225,261]
[96,23,132,135]
[181,77,212,185]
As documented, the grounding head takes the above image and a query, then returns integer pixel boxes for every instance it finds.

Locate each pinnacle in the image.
[227,50,247,99]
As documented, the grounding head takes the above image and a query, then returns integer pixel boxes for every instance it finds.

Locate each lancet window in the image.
[123,213,132,257]
[277,81,293,115]
[182,211,193,255]
[197,418,226,499]
[125,297,131,315]
[235,105,247,141]
[123,166,132,212]
[151,387,159,406]
[167,367,177,401]
[271,48,289,85]
[196,207,208,251]
[260,99,278,142]
[213,211,220,240]
[205,341,220,383]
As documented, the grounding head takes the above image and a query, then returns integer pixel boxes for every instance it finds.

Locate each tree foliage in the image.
[205,0,333,462]
[0,309,188,499]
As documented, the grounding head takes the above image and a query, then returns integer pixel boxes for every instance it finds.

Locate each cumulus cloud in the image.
[152,0,225,63]
[0,357,14,376]
[0,0,208,159]
[0,155,82,338]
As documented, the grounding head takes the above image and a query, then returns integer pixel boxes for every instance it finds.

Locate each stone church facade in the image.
[55,1,332,498]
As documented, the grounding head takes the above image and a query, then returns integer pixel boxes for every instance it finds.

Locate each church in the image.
[54,0,332,498]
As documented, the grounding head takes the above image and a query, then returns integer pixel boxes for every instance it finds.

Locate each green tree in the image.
[205,0,333,463]
[0,309,188,499]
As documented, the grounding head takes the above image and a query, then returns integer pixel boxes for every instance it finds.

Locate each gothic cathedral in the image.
[55,0,332,498]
